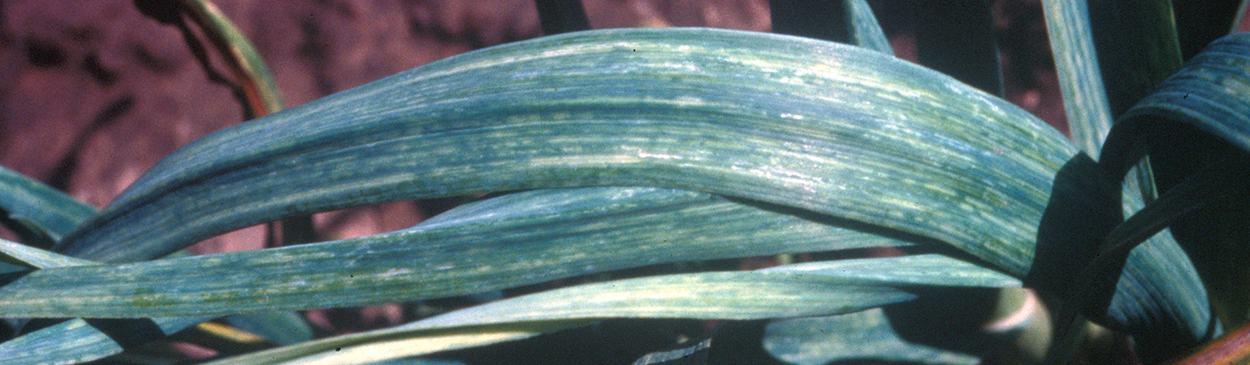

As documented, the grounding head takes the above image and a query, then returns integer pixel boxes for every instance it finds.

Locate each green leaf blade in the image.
[764,309,980,365]
[204,254,1013,365]
[0,166,96,242]
[1,187,910,318]
[57,29,1073,279]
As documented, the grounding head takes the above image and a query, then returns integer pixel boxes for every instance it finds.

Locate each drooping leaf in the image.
[1103,32,1250,330]
[199,272,906,365]
[0,166,95,243]
[28,27,1211,356]
[0,238,95,269]
[203,254,1013,365]
[177,0,285,117]
[57,28,1072,276]
[1039,2,1217,358]
[0,187,912,318]
[0,184,907,363]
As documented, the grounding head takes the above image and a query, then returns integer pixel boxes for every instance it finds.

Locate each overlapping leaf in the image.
[0,27,1230,364]
[1040,2,1215,356]
[0,166,95,243]
[0,27,1212,360]
[56,29,1071,274]
[203,255,1015,365]
[1104,32,1250,330]
[2,186,911,318]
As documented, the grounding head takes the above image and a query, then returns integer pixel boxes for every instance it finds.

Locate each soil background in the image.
[0,0,1066,347]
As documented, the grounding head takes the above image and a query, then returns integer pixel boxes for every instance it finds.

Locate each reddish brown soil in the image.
[0,0,1061,339]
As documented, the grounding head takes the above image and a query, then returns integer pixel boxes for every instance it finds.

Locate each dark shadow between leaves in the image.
[1024,152,1122,313]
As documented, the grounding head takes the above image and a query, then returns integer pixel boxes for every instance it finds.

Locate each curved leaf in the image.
[58,29,1073,278]
[200,271,905,365]
[1040,3,1216,358]
[0,238,95,269]
[0,166,95,242]
[203,254,1011,365]
[29,28,1211,354]
[1042,0,1182,154]
[1105,32,1250,330]
[181,0,285,116]
[0,185,905,363]
[0,187,909,318]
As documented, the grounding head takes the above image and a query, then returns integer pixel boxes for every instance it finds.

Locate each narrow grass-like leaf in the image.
[57,28,1073,276]
[0,187,912,318]
[202,273,910,365]
[31,28,1212,351]
[763,308,980,365]
[0,316,216,365]
[0,166,95,242]
[213,320,586,365]
[204,254,1011,365]
[1104,32,1250,330]
[763,254,1020,288]
[181,0,284,117]
[1042,0,1182,153]
[0,186,905,363]
[0,239,307,362]
[0,238,94,269]
[1042,0,1113,154]
[844,0,891,55]
[1041,2,1216,356]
